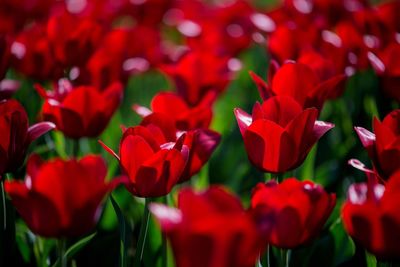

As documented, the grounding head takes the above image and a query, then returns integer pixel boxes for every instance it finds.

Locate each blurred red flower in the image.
[342,170,400,260]
[0,100,54,177]
[100,125,189,197]
[36,79,123,139]
[234,96,333,173]
[5,155,121,237]
[150,186,267,267]
[251,178,336,248]
[355,109,400,179]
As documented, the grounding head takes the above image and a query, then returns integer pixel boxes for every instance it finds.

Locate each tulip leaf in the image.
[110,195,131,267]
[52,232,96,267]
[365,251,377,267]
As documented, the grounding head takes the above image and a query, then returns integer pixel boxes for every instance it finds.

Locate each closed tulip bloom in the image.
[234,96,334,173]
[355,109,400,179]
[100,125,189,197]
[150,186,266,267]
[251,178,336,249]
[36,79,123,139]
[4,155,121,237]
[342,171,400,260]
[0,100,55,177]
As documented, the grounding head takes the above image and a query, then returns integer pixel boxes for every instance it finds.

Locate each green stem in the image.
[281,249,290,267]
[58,239,67,267]
[134,198,151,267]
[161,197,167,267]
[1,181,6,231]
[264,173,272,182]
[276,173,284,183]
[263,245,270,267]
[72,139,80,158]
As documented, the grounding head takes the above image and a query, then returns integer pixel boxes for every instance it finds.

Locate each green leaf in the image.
[366,251,377,267]
[52,232,96,267]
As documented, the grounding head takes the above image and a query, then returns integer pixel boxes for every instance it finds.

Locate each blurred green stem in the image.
[134,198,151,267]
[264,173,272,182]
[161,196,167,267]
[281,249,290,267]
[1,180,5,231]
[277,173,284,183]
[263,245,270,267]
[58,239,67,267]
[72,139,79,158]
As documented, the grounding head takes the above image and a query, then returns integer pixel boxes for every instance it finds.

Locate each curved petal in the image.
[27,121,56,144]
[234,108,252,137]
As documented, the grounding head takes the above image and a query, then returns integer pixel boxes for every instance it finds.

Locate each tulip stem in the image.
[263,245,270,267]
[161,196,167,267]
[134,198,151,267]
[72,139,79,157]
[58,239,67,267]
[281,249,290,267]
[1,180,6,230]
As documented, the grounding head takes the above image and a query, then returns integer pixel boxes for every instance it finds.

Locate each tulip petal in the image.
[27,122,56,144]
[234,108,252,137]
[354,126,376,150]
[149,203,182,232]
[98,140,120,161]
[249,71,271,101]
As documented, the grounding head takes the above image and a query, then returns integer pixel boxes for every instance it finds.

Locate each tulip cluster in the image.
[0,0,400,266]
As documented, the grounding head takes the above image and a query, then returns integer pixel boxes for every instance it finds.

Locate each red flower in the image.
[342,171,400,260]
[134,91,215,131]
[150,186,266,267]
[0,100,55,177]
[355,109,400,179]
[4,155,121,237]
[250,61,345,110]
[100,125,189,197]
[234,96,334,173]
[46,10,105,68]
[138,112,221,182]
[161,49,232,106]
[251,178,336,248]
[36,79,123,139]
[368,42,400,102]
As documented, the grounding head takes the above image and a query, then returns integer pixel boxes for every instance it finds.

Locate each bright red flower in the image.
[150,186,267,267]
[100,125,189,197]
[342,170,400,260]
[138,112,221,182]
[5,155,121,237]
[234,96,334,173]
[368,42,400,102]
[355,109,400,179]
[250,61,345,111]
[161,49,232,106]
[0,100,55,177]
[134,91,215,131]
[46,10,105,68]
[251,178,336,249]
[36,79,123,139]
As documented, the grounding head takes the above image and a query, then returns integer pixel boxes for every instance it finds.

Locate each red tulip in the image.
[46,10,105,68]
[355,109,400,179]
[150,186,266,267]
[4,155,121,237]
[342,170,400,260]
[250,61,345,110]
[100,125,189,197]
[0,100,55,177]
[134,91,215,131]
[36,79,123,139]
[161,49,232,106]
[251,178,336,248]
[368,42,400,102]
[138,112,221,182]
[234,96,334,173]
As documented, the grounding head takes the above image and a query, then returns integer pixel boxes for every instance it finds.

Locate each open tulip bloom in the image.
[235,95,334,173]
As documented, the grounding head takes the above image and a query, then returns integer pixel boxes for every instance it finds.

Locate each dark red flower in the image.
[134,91,215,131]
[46,10,105,68]
[5,155,121,237]
[376,0,400,34]
[234,96,334,173]
[251,178,336,248]
[368,42,400,102]
[355,109,400,179]
[100,125,189,197]
[150,186,266,267]
[138,112,221,182]
[36,79,123,139]
[342,170,400,260]
[161,49,232,106]
[0,100,55,177]
[250,61,345,111]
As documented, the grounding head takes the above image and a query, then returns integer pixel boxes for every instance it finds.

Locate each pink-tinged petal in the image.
[348,159,376,175]
[0,79,20,99]
[313,120,335,139]
[368,52,385,75]
[149,203,182,232]
[132,104,152,117]
[234,108,252,137]
[27,122,56,144]
[271,63,319,107]
[354,126,376,149]
[244,120,296,173]
[98,140,120,161]
[249,71,272,101]
[261,96,303,127]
